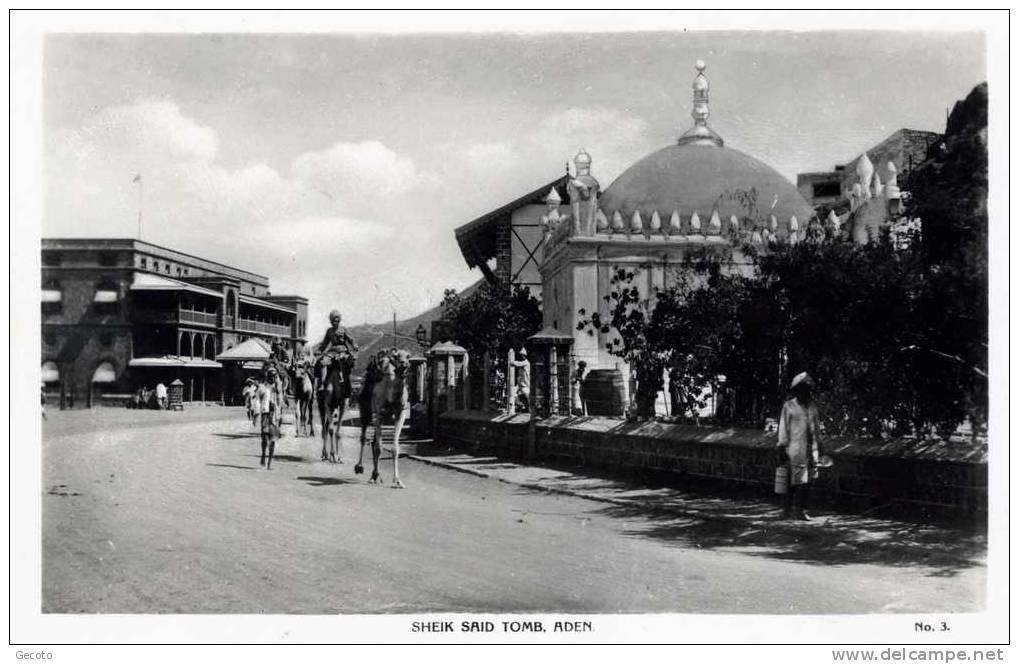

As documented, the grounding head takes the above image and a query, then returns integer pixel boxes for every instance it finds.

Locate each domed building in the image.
[538,61,817,371]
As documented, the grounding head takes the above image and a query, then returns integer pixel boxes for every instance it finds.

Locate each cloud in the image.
[456,106,655,195]
[70,99,218,162]
[291,140,438,214]
[44,98,445,328]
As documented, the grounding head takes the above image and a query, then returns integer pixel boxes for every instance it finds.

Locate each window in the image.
[165,263,171,274]
[42,361,59,383]
[92,361,116,384]
[141,257,148,269]
[176,267,182,276]
[99,252,117,267]
[812,181,841,198]
[42,252,62,267]
[41,280,62,314]
[153,260,160,271]
[184,268,190,276]
[94,280,120,315]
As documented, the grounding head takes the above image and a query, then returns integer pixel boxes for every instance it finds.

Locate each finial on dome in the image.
[574,148,592,174]
[678,60,724,147]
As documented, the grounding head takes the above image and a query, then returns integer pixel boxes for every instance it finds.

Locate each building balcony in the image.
[223,315,235,329]
[179,309,218,327]
[236,318,291,338]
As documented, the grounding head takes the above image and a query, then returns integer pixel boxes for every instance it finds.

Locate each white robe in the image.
[777,397,821,485]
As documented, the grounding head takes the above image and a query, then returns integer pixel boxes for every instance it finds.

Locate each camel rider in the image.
[315,309,359,390]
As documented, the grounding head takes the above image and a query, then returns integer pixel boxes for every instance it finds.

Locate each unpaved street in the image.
[42,408,984,614]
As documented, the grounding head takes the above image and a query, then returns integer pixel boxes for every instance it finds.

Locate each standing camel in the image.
[317,353,352,463]
[355,349,411,488]
[290,363,315,438]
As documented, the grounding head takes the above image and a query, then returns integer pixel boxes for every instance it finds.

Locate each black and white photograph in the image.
[8,9,1010,655]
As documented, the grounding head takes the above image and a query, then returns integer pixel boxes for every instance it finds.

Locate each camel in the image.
[355,348,411,488]
[290,363,315,438]
[317,352,353,463]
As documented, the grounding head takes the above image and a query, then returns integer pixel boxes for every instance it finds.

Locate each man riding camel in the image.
[314,309,359,391]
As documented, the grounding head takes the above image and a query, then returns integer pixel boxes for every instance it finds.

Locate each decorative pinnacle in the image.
[678,60,723,147]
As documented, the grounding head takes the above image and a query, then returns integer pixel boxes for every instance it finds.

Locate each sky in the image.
[42,30,986,330]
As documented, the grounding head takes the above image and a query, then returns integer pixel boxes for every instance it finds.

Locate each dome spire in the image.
[678,59,724,147]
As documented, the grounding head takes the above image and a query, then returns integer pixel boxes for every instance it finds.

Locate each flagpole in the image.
[135,175,143,240]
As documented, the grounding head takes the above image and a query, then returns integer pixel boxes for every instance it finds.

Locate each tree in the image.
[439,282,542,361]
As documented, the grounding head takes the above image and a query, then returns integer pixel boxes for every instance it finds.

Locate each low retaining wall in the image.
[436,410,988,519]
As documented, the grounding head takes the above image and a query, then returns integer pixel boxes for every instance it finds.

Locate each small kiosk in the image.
[168,379,185,411]
[426,341,468,437]
[525,328,575,419]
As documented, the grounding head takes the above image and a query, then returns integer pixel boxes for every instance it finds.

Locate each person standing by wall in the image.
[776,372,823,520]
[510,347,530,412]
[155,382,168,410]
[571,360,588,415]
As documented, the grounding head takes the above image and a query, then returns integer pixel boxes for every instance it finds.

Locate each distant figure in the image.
[242,379,258,425]
[571,360,588,415]
[776,372,824,521]
[155,382,168,410]
[256,377,281,469]
[510,347,530,412]
[41,383,47,420]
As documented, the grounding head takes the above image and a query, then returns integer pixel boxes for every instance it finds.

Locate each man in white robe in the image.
[776,372,823,520]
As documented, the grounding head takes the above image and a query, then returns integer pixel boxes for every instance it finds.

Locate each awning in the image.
[216,337,272,362]
[94,290,119,303]
[92,362,117,383]
[131,272,224,299]
[42,289,61,303]
[129,356,223,369]
[41,361,59,382]
[239,294,297,314]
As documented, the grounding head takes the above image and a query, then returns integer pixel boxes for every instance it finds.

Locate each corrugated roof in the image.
[216,338,272,361]
[239,294,297,314]
[131,272,224,299]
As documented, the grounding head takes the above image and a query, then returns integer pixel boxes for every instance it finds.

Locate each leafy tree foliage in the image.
[577,83,987,437]
[439,282,543,361]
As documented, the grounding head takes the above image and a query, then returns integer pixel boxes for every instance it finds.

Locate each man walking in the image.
[776,372,823,520]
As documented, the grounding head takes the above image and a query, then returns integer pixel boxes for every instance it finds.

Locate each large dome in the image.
[599,143,815,227]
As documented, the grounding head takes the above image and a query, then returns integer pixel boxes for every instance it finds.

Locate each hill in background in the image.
[342,277,485,372]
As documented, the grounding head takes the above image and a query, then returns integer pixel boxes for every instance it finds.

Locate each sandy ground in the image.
[41,407,985,614]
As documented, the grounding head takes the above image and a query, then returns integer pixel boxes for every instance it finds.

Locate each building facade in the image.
[41,238,308,407]
[796,128,940,215]
[454,175,570,298]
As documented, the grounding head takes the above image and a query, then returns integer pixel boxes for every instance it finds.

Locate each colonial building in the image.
[41,238,308,407]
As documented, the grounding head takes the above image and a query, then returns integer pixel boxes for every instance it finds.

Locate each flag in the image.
[132,174,141,183]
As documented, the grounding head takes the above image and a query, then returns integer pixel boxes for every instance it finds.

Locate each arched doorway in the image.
[89,361,116,408]
[41,360,59,410]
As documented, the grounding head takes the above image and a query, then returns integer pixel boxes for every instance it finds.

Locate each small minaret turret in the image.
[568,148,601,236]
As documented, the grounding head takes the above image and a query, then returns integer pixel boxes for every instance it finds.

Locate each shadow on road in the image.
[590,502,985,578]
[213,432,261,440]
[296,475,357,487]
[243,454,305,463]
[206,463,257,471]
